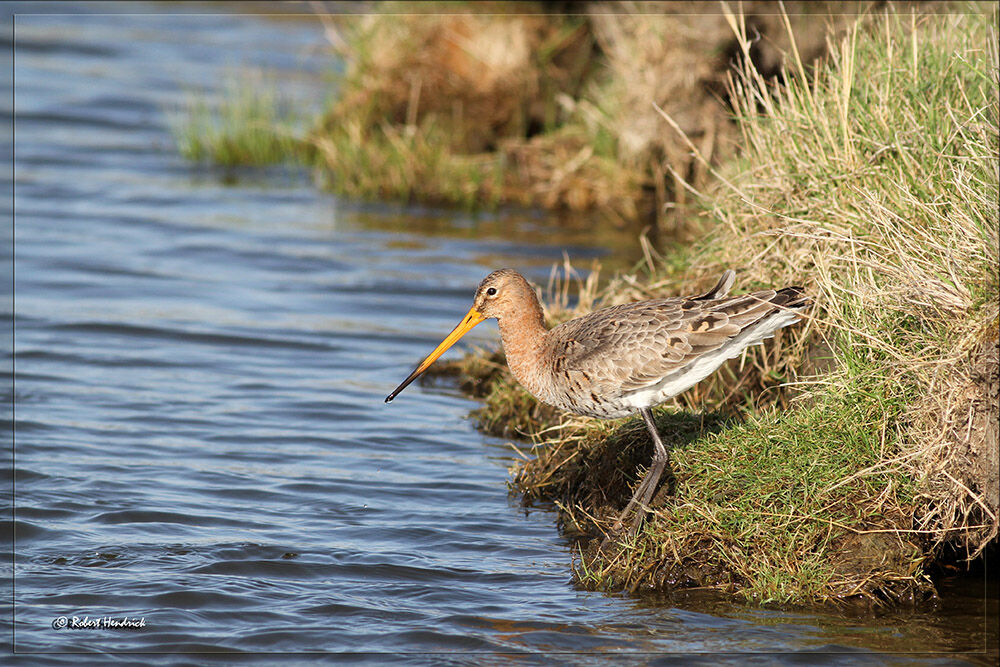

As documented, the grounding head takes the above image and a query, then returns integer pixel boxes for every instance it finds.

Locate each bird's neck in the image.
[496,294,549,395]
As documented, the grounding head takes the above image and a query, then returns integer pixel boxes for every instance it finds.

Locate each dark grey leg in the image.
[609,407,671,539]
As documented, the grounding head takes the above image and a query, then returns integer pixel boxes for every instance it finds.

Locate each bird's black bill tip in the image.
[385,371,420,404]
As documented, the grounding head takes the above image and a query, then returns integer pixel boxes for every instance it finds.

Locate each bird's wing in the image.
[552,292,781,394]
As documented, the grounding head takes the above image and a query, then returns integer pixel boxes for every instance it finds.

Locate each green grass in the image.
[310,117,508,209]
[511,360,927,603]
[171,72,309,167]
[658,372,920,603]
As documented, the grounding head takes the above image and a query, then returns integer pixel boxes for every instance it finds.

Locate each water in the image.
[7,3,997,662]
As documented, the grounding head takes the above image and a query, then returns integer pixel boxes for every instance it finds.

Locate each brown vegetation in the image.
[312,1,864,232]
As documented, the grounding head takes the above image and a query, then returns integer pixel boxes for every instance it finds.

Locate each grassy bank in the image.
[173,2,998,605]
[446,5,998,605]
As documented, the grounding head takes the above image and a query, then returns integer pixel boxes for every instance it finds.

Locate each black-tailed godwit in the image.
[387,269,809,536]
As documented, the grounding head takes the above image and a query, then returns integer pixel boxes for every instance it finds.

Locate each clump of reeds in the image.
[171,71,309,167]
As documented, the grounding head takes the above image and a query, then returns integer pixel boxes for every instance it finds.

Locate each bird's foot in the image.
[598,506,646,553]
[598,528,623,555]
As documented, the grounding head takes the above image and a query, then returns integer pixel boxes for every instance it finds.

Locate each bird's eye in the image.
[486,287,497,297]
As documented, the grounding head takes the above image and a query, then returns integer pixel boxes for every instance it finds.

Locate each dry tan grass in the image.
[678,4,1000,558]
[578,1,860,234]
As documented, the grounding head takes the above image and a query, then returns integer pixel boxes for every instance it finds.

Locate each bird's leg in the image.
[609,407,671,539]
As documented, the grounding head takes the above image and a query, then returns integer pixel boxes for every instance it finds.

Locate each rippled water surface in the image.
[8,3,997,662]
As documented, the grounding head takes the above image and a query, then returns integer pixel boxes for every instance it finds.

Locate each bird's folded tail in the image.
[772,285,811,311]
[693,270,736,301]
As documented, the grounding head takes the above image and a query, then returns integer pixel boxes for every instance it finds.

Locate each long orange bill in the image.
[385,307,486,403]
